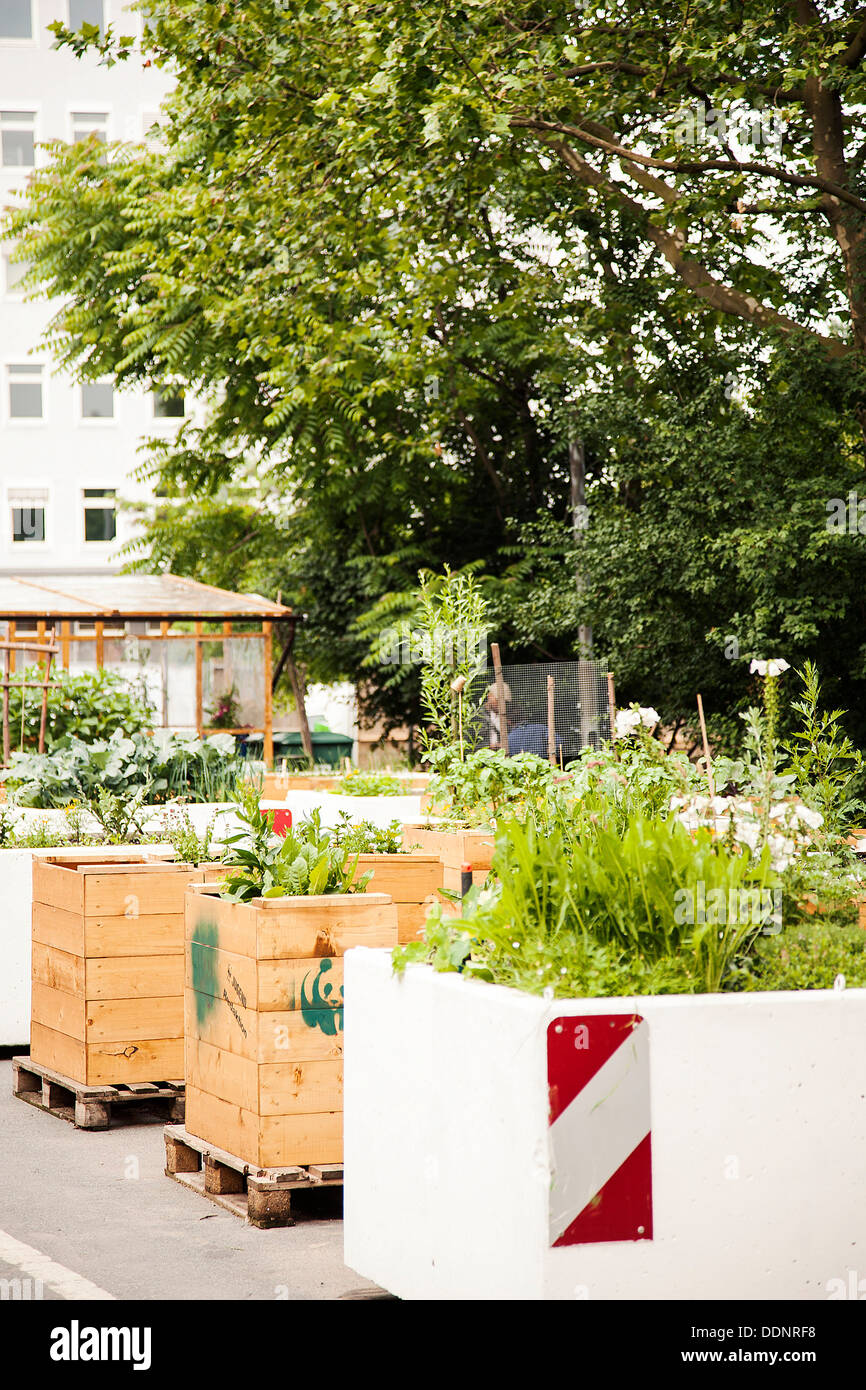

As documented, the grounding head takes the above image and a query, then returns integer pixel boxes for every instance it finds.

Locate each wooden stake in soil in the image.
[607,672,617,742]
[696,692,716,799]
[547,674,556,766]
[450,675,466,760]
[490,642,509,755]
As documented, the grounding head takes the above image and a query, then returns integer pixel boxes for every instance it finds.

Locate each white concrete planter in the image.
[343,950,866,1300]
[278,790,422,830]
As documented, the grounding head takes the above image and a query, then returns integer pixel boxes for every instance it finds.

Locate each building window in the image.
[68,0,103,35]
[0,111,35,168]
[10,489,47,542]
[2,248,27,294]
[83,488,116,542]
[153,386,185,418]
[7,363,42,418]
[0,1,32,40]
[81,381,114,418]
[71,111,108,144]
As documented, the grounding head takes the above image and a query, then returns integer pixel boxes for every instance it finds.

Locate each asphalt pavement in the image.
[0,1058,378,1301]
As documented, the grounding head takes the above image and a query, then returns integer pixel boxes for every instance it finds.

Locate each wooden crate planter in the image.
[184,885,398,1167]
[353,854,443,943]
[401,823,496,895]
[30,855,207,1087]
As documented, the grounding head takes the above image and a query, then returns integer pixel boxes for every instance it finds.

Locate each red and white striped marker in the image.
[547,1014,652,1246]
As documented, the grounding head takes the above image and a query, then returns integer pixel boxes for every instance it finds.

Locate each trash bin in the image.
[240,730,354,767]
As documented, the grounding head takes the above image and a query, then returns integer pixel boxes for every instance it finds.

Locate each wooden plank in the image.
[255,900,397,960]
[85,954,184,1001]
[186,990,343,1064]
[32,860,84,916]
[187,940,259,1008]
[186,890,397,960]
[187,941,344,1012]
[83,868,194,918]
[185,1087,342,1168]
[259,1110,342,1168]
[186,1038,259,1112]
[31,941,85,997]
[85,996,184,1044]
[32,902,85,956]
[396,900,433,943]
[85,914,186,958]
[401,824,496,871]
[31,982,86,1041]
[258,1059,343,1117]
[354,854,442,902]
[185,987,256,1061]
[30,1021,86,1084]
[85,1036,184,1087]
[185,1085,260,1166]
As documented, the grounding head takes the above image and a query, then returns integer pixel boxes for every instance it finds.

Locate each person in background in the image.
[480,680,512,750]
[506,700,563,759]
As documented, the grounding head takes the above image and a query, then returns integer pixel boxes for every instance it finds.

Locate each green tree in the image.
[8,1,866,738]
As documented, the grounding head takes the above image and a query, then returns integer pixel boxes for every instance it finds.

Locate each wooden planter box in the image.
[30,855,207,1086]
[401,823,496,895]
[184,885,398,1167]
[353,854,443,943]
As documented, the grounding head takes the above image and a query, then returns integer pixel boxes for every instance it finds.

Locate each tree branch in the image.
[548,137,846,354]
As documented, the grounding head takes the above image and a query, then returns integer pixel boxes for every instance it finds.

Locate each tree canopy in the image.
[7,1,866,740]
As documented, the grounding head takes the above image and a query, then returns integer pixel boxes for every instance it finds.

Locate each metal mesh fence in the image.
[463,659,612,762]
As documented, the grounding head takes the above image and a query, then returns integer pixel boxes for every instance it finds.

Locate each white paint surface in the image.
[343,951,866,1300]
[276,791,422,829]
[0,1229,115,1301]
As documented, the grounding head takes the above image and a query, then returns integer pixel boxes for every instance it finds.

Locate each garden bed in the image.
[343,950,866,1300]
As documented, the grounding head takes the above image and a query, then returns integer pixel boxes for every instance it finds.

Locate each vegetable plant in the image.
[395,812,781,996]
[220,792,370,901]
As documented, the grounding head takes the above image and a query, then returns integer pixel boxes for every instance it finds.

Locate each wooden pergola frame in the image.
[0,575,298,768]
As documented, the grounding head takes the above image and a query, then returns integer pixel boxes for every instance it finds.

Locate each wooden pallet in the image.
[164,1123,344,1228]
[12,1055,185,1130]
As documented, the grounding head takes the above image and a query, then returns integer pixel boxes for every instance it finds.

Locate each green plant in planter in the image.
[329,814,411,855]
[424,745,558,826]
[565,725,703,835]
[335,769,404,797]
[87,787,150,845]
[220,793,369,901]
[395,812,781,996]
[1,728,247,808]
[415,567,489,755]
[781,661,864,837]
[153,805,219,863]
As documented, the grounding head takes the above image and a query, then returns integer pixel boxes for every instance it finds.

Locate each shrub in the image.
[0,729,248,808]
[6,666,153,750]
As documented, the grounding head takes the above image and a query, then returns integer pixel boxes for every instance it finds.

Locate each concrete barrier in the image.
[343,949,866,1300]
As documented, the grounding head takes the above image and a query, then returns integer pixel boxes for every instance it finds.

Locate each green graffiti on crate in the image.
[300,959,343,1036]
[190,918,219,1026]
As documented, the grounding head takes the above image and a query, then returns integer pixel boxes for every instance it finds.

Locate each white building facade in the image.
[0,0,176,575]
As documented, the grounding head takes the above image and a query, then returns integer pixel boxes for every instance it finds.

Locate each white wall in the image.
[0,1,179,573]
[344,952,866,1300]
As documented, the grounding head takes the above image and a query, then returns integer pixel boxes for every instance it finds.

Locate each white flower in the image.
[794,804,823,831]
[615,709,641,737]
[734,821,761,851]
[639,706,660,728]
[749,658,790,678]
